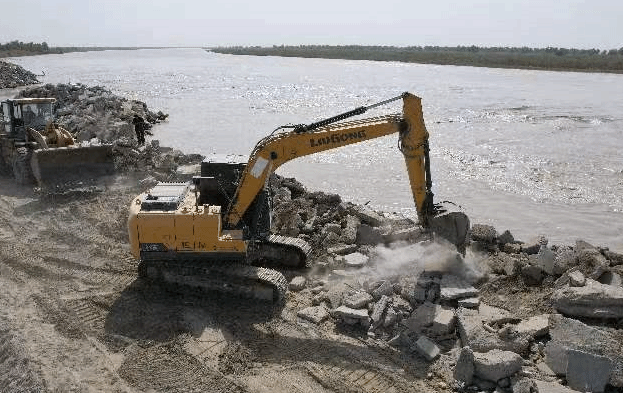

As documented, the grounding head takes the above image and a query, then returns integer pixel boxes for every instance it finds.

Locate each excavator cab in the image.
[0,98,114,187]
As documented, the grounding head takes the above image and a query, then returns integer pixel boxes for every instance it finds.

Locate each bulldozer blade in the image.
[31,145,115,189]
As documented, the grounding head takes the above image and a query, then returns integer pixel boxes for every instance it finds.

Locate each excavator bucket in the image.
[31,145,115,189]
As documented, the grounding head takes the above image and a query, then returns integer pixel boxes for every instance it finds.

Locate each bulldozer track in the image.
[306,362,402,393]
[248,234,312,269]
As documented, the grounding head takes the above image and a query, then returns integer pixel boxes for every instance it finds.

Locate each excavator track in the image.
[248,234,312,269]
[138,259,288,304]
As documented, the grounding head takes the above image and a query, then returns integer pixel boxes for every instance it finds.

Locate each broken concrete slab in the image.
[289,276,307,291]
[503,242,522,254]
[440,274,479,301]
[471,224,498,243]
[545,314,623,387]
[413,336,440,361]
[458,297,480,309]
[521,264,544,286]
[604,250,623,266]
[342,252,369,268]
[403,302,436,332]
[327,243,358,255]
[383,308,399,328]
[382,226,426,244]
[371,280,394,300]
[351,206,384,227]
[342,291,373,309]
[568,270,586,287]
[431,305,456,336]
[456,304,529,353]
[515,315,549,339]
[473,349,523,382]
[370,295,391,330]
[297,306,329,324]
[453,346,474,385]
[534,380,579,393]
[598,271,622,287]
[566,349,612,393]
[551,278,623,319]
[331,306,371,327]
[356,224,383,245]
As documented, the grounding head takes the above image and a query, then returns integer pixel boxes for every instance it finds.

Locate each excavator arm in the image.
[225,92,436,228]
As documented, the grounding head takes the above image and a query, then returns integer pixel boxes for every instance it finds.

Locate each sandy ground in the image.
[0,174,456,393]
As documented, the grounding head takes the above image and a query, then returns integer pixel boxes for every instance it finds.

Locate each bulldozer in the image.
[128,92,469,303]
[0,97,115,188]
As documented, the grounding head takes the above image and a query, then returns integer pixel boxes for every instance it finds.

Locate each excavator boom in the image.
[225,92,435,227]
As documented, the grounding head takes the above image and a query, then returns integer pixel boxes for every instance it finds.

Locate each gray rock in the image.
[383,226,426,243]
[413,336,440,361]
[473,349,523,382]
[521,264,544,286]
[327,244,358,255]
[576,248,610,277]
[453,346,474,385]
[566,349,612,393]
[503,255,524,276]
[534,380,581,393]
[289,276,307,291]
[553,246,577,275]
[440,274,479,301]
[431,306,456,335]
[535,246,555,275]
[429,211,470,251]
[598,271,622,287]
[297,306,329,324]
[471,224,498,243]
[551,278,623,319]
[342,291,373,309]
[403,301,436,333]
[515,315,549,339]
[545,314,623,387]
[456,304,530,354]
[401,283,427,304]
[352,206,384,227]
[371,280,394,300]
[604,250,623,266]
[503,242,522,254]
[513,378,538,393]
[331,306,370,327]
[568,270,586,287]
[383,308,399,327]
[339,215,360,244]
[458,297,480,308]
[342,252,369,268]
[370,295,391,329]
[497,230,515,245]
[356,224,383,245]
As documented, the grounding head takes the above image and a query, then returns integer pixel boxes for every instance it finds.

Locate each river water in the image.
[7,48,623,250]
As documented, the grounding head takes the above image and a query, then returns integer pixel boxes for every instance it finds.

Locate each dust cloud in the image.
[370,240,485,283]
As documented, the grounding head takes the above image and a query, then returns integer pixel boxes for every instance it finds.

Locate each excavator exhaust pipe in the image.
[31,145,115,189]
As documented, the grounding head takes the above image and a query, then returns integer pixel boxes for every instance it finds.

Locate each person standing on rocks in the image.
[133,114,146,146]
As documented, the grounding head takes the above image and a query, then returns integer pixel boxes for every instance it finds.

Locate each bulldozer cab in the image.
[0,98,56,141]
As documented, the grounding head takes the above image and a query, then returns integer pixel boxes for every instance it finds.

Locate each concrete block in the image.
[440,274,479,301]
[515,314,549,339]
[453,346,474,385]
[431,306,456,335]
[371,280,394,300]
[370,295,390,329]
[352,206,384,227]
[566,349,612,393]
[342,291,373,309]
[327,243,357,255]
[568,270,586,287]
[297,306,329,324]
[473,349,523,382]
[552,278,623,319]
[383,308,399,327]
[497,230,514,245]
[342,252,369,268]
[331,306,370,327]
[471,224,498,243]
[289,276,307,291]
[403,302,436,332]
[458,297,480,308]
[413,336,440,361]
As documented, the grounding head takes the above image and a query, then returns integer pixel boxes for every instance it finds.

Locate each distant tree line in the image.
[210,45,623,73]
[0,40,159,58]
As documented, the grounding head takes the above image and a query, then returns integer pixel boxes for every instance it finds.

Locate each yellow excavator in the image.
[128,92,469,303]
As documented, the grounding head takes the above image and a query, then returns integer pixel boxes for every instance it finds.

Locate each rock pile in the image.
[15,83,203,175]
[277,193,623,393]
[0,60,39,88]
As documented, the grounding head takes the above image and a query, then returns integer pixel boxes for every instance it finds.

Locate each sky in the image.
[1,0,622,49]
